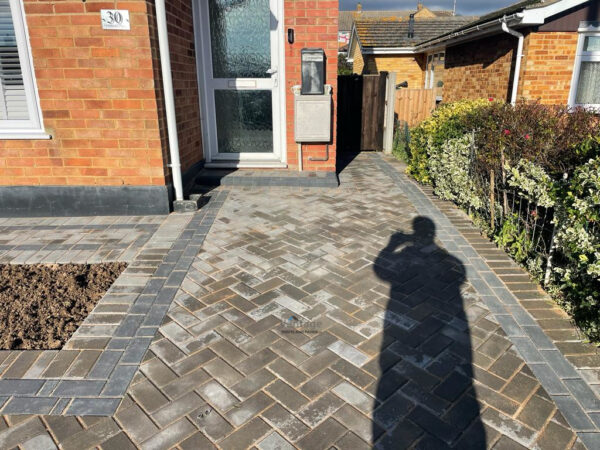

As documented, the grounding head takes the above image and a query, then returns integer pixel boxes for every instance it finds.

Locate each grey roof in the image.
[339,8,454,32]
[354,16,478,48]
[339,11,411,32]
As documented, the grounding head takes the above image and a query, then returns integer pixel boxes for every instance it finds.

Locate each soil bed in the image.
[0,263,126,350]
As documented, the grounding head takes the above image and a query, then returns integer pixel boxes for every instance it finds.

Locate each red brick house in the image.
[0,0,338,216]
[416,0,600,106]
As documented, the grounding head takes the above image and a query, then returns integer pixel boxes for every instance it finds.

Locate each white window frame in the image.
[568,23,600,110]
[0,0,48,139]
[424,54,433,88]
[424,52,444,90]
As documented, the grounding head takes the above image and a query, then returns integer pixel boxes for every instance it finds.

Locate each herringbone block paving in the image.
[0,154,594,449]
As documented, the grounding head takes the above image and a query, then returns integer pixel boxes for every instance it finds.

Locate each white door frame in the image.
[192,0,287,168]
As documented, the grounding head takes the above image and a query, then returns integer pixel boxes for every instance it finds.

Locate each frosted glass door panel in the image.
[215,90,273,153]
[208,0,271,78]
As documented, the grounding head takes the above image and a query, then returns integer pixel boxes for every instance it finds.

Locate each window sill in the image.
[0,131,52,140]
[569,103,600,112]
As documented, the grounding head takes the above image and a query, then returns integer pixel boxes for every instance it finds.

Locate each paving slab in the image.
[0,154,597,448]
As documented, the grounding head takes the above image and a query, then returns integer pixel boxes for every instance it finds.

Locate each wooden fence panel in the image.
[394,89,436,127]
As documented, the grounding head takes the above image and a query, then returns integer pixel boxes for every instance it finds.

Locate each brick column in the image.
[284,0,338,172]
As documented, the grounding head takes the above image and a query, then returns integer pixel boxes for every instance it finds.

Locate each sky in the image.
[339,0,519,16]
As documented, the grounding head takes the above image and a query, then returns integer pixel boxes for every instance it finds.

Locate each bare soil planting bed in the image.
[0,263,126,350]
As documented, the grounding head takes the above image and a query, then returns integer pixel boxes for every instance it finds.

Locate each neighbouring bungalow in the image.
[350,0,600,108]
[419,0,600,106]
[0,0,339,217]
[340,1,455,52]
[348,11,475,99]
[338,3,417,53]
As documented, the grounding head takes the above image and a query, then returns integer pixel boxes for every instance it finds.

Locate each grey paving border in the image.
[196,172,339,188]
[0,191,228,416]
[373,154,600,448]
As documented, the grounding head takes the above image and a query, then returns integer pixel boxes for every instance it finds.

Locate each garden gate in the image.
[337,73,388,152]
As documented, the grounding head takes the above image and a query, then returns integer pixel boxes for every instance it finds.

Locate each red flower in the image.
[531,210,538,217]
[525,134,531,140]
[488,97,494,101]
[503,129,511,136]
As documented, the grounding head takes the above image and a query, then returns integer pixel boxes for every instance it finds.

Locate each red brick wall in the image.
[0,0,166,187]
[284,0,338,172]
[444,31,579,106]
[444,34,517,103]
[163,0,203,173]
[2,0,337,187]
[365,54,426,88]
[519,32,578,105]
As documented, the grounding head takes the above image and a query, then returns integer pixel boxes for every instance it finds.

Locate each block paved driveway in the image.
[1,153,597,449]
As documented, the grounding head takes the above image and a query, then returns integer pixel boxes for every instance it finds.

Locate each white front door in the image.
[194,0,286,167]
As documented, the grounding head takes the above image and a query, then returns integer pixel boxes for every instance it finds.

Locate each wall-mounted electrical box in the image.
[301,48,326,95]
[293,85,332,142]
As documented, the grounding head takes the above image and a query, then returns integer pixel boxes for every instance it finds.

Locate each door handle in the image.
[266,68,278,87]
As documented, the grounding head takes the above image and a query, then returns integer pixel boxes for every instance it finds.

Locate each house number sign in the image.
[101,10,131,30]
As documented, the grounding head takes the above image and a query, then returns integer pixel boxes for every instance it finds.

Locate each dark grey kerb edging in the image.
[372,154,600,449]
[0,191,228,416]
[195,171,339,188]
[0,185,170,217]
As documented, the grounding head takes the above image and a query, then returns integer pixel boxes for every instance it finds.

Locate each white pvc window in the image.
[0,0,47,138]
[424,52,444,89]
[569,24,600,109]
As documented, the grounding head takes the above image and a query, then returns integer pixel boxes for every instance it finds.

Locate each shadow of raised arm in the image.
[373,231,410,282]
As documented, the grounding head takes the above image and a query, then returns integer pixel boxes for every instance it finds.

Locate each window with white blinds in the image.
[0,0,45,137]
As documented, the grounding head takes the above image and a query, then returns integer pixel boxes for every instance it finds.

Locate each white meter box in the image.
[294,94,331,142]
[101,10,131,30]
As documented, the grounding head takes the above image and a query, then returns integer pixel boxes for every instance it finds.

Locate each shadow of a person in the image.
[372,217,485,449]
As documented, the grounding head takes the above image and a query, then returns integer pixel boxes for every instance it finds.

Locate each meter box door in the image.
[294,88,332,143]
[301,48,326,95]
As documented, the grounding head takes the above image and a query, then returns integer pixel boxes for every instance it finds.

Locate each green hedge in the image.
[402,100,600,341]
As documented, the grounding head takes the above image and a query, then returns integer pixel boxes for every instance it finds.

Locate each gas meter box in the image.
[301,48,325,95]
[294,85,332,142]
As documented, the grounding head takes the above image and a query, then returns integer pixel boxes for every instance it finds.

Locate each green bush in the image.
[405,99,600,341]
[337,54,353,76]
[407,99,490,183]
[428,133,484,211]
[392,120,410,163]
[553,157,600,340]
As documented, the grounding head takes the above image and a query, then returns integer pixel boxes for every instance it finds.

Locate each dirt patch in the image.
[0,263,126,350]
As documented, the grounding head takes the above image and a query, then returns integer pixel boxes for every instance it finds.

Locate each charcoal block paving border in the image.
[373,154,600,448]
[0,191,228,416]
[194,169,339,188]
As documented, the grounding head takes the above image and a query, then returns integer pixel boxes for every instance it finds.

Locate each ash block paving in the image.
[0,216,162,265]
[0,155,596,448]
[0,193,226,416]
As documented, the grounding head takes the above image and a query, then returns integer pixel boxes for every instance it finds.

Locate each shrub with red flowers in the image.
[465,101,600,176]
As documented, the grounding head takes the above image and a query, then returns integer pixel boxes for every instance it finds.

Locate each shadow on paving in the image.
[372,216,485,448]
[336,150,361,175]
